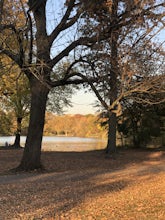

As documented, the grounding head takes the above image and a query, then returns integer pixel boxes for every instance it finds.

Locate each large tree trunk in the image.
[17,79,49,171]
[106,1,119,155]
[106,112,117,154]
[15,1,50,171]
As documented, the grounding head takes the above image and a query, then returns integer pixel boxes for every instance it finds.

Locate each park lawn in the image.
[0,147,165,219]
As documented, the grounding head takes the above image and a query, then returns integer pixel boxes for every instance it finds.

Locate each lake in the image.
[0,136,106,152]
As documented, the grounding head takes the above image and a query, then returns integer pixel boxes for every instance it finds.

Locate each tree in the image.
[0,0,113,170]
[0,109,13,136]
[74,0,165,154]
[118,101,165,147]
[0,56,75,147]
[0,56,31,147]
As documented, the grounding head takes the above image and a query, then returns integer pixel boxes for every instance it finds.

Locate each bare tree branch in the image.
[48,0,79,46]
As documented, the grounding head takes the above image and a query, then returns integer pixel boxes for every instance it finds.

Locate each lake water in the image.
[0,136,106,152]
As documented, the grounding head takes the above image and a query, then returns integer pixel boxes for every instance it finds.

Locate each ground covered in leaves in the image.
[0,147,165,219]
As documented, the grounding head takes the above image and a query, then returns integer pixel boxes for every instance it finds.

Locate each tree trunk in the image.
[15,1,50,171]
[106,1,119,154]
[12,117,22,148]
[132,122,139,147]
[13,133,21,148]
[0,0,4,24]
[17,79,49,171]
[106,112,117,154]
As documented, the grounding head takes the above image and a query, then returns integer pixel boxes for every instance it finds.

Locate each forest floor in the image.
[0,146,165,220]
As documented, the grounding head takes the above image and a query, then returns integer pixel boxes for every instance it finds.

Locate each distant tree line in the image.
[44,113,106,138]
[1,107,164,149]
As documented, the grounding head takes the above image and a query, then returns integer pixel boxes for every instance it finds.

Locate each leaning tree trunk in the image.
[12,117,22,148]
[17,79,49,171]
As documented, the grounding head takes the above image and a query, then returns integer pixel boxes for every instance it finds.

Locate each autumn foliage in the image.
[44,113,106,138]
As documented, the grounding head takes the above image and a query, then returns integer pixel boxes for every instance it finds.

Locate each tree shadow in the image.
[41,148,165,174]
[0,168,129,219]
[0,147,165,218]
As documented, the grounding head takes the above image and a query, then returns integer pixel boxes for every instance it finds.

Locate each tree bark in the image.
[106,1,119,154]
[106,112,117,153]
[17,79,49,171]
[0,0,4,25]
[15,2,50,171]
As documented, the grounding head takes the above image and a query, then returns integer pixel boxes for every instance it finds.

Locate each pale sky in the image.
[65,90,98,115]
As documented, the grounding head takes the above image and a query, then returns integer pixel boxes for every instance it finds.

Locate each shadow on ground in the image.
[0,147,165,219]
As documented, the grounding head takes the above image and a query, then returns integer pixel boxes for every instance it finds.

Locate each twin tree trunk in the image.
[17,79,49,171]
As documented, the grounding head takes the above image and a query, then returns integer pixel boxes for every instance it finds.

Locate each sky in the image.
[65,90,98,115]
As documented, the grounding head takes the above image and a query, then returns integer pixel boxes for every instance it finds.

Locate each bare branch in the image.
[48,0,79,46]
[74,72,109,110]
